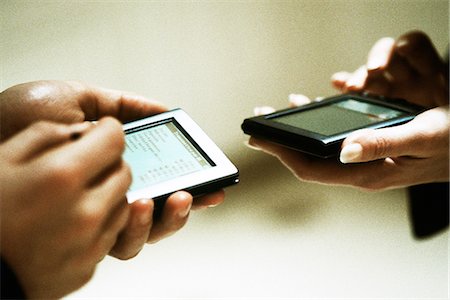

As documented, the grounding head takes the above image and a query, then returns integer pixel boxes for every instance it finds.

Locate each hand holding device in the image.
[246,94,449,190]
[242,93,424,158]
[0,80,228,262]
[0,119,130,298]
[123,109,239,210]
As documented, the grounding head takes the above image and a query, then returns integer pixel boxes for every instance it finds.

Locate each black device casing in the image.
[241,93,425,158]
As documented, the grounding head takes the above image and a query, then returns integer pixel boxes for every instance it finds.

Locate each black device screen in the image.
[272,98,407,136]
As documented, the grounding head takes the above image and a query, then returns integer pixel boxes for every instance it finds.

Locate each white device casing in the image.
[123,109,238,203]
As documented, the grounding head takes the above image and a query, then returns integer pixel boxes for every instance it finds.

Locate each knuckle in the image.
[79,206,104,229]
[171,216,189,232]
[111,128,125,151]
[78,268,96,287]
[31,121,61,136]
[401,30,430,48]
[101,119,126,153]
[122,162,133,186]
[371,135,390,159]
[112,248,141,261]
[45,159,81,188]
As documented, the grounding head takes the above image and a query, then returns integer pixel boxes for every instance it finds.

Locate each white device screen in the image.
[124,120,213,192]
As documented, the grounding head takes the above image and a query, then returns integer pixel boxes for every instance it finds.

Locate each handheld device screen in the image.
[241,94,424,158]
[124,119,214,192]
[272,98,407,136]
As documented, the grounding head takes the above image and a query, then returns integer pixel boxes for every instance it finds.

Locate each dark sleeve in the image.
[408,182,449,239]
[409,46,450,239]
[1,256,26,299]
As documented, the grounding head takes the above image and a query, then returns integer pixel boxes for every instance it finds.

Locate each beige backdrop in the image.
[1,1,448,299]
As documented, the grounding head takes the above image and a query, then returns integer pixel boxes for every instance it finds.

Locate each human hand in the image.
[0,118,130,298]
[109,189,225,258]
[331,30,449,107]
[0,80,167,141]
[0,80,225,260]
[249,95,449,190]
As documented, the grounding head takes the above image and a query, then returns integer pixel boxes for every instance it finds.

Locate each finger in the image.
[395,31,444,76]
[366,37,395,71]
[343,65,368,92]
[381,51,417,83]
[366,36,414,83]
[249,136,391,188]
[248,137,315,177]
[3,121,93,162]
[248,137,316,179]
[147,191,192,244]
[340,125,422,164]
[254,106,276,116]
[363,37,396,94]
[363,72,392,96]
[191,190,225,210]
[342,106,450,163]
[88,199,130,264]
[66,81,168,123]
[109,199,154,260]
[288,94,312,107]
[56,117,126,184]
[331,71,352,90]
[365,35,419,92]
[248,136,291,157]
[84,160,132,221]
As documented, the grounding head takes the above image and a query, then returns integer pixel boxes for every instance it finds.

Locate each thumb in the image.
[339,124,421,163]
[340,107,449,163]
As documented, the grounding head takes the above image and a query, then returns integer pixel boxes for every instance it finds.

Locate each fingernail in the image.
[345,66,367,90]
[340,143,363,164]
[288,94,311,107]
[367,57,384,71]
[178,200,192,218]
[331,71,349,82]
[253,106,275,116]
[367,37,394,70]
[314,96,325,102]
[346,76,365,90]
[138,199,153,225]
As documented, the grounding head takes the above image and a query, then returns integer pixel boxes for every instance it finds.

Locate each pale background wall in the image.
[1,0,448,299]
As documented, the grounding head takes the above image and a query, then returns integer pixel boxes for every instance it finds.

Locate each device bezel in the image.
[241,93,424,158]
[123,109,239,203]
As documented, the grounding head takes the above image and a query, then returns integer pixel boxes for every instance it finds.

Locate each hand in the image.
[247,31,449,190]
[249,93,449,190]
[0,81,225,260]
[109,189,225,258]
[249,104,449,190]
[331,30,449,107]
[0,80,167,141]
[0,119,130,298]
